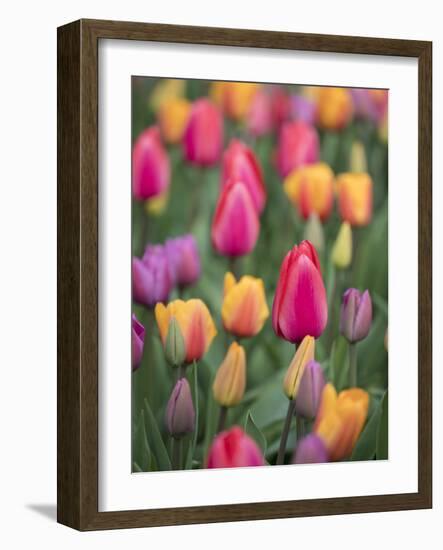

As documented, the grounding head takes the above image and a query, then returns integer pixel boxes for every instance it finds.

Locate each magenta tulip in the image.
[165,234,201,288]
[276,121,319,178]
[293,434,329,464]
[272,240,328,343]
[132,245,172,307]
[132,313,145,371]
[211,180,260,257]
[221,139,266,214]
[340,288,372,343]
[182,98,223,166]
[207,426,264,468]
[132,126,170,200]
[295,360,326,418]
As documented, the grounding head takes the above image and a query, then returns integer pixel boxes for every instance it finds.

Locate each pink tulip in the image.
[247,90,273,137]
[272,240,328,343]
[221,139,266,214]
[132,313,145,371]
[211,180,260,257]
[276,121,319,178]
[132,127,170,200]
[182,98,224,166]
[207,426,264,468]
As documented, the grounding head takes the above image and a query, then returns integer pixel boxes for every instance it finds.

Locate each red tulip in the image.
[207,426,264,468]
[182,98,223,166]
[272,240,328,343]
[211,180,260,257]
[221,139,266,214]
[270,86,291,129]
[132,127,170,200]
[276,121,319,178]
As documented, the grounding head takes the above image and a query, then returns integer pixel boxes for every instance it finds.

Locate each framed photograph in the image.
[57,19,432,530]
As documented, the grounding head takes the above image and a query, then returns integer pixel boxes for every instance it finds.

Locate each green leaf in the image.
[185,361,199,469]
[351,396,381,461]
[244,410,267,455]
[376,391,388,459]
[132,409,152,472]
[132,461,143,472]
[143,398,172,471]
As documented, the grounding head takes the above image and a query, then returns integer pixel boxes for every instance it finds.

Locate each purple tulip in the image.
[132,245,172,307]
[165,378,195,438]
[132,313,145,371]
[293,434,329,464]
[340,288,372,343]
[295,360,326,418]
[165,235,201,288]
[291,94,317,125]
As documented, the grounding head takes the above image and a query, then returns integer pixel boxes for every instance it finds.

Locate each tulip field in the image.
[131,77,388,472]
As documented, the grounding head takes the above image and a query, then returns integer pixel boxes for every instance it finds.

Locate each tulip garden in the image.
[131,78,388,472]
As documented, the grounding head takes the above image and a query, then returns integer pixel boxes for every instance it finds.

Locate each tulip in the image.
[293,434,329,464]
[283,162,334,221]
[155,299,217,364]
[207,426,264,468]
[291,94,317,125]
[182,98,223,167]
[221,139,266,214]
[270,86,291,129]
[222,272,269,338]
[272,240,328,343]
[145,189,169,216]
[349,140,367,173]
[247,90,273,137]
[132,313,145,371]
[149,78,185,112]
[336,172,373,226]
[295,360,326,418]
[132,245,172,307]
[165,377,195,438]
[164,317,186,368]
[165,234,201,288]
[303,213,325,253]
[317,87,353,130]
[158,97,191,144]
[283,336,315,400]
[221,82,260,121]
[276,121,320,178]
[331,222,352,270]
[211,180,260,258]
[132,127,170,200]
[351,89,388,124]
[314,383,369,461]
[340,289,372,344]
[213,342,246,407]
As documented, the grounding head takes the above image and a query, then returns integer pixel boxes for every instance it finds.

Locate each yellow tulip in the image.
[213,342,246,407]
[158,97,191,144]
[349,140,367,173]
[144,190,169,216]
[331,222,352,269]
[283,335,315,399]
[149,78,185,112]
[210,81,260,121]
[314,383,369,461]
[336,172,373,227]
[222,272,269,338]
[155,299,217,364]
[317,87,353,130]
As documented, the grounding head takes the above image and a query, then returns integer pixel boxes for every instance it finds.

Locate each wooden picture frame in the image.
[57,18,432,530]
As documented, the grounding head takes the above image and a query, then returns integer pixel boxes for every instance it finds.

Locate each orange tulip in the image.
[158,97,191,144]
[314,383,369,461]
[211,81,260,121]
[284,163,335,221]
[336,172,373,226]
[222,272,269,338]
[317,87,353,130]
[155,299,217,363]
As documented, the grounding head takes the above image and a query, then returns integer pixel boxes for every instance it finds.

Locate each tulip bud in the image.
[213,342,246,407]
[164,317,186,367]
[349,140,367,173]
[336,172,373,227]
[295,360,326,418]
[283,335,315,400]
[182,98,223,167]
[158,97,191,144]
[292,434,329,464]
[221,139,266,214]
[222,272,269,338]
[317,87,353,130]
[165,378,195,438]
[207,426,264,468]
[132,313,145,371]
[340,289,372,343]
[331,222,352,269]
[276,121,320,178]
[132,127,170,200]
[155,299,217,364]
[303,213,325,252]
[272,240,328,343]
[314,383,369,461]
[165,234,201,288]
[211,180,260,258]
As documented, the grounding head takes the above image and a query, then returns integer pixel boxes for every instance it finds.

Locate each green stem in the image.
[296,415,305,441]
[217,405,228,433]
[177,364,185,381]
[188,167,205,230]
[276,399,296,465]
[229,256,242,279]
[172,437,183,470]
[349,342,358,387]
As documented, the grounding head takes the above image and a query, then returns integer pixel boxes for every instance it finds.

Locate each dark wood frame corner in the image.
[57,18,432,531]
